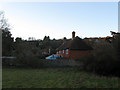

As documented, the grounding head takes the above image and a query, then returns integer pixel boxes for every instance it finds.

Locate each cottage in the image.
[56,31,93,59]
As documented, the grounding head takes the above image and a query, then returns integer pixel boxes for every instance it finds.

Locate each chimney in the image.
[63,37,67,44]
[72,31,75,39]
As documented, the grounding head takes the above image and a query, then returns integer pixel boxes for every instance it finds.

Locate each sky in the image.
[0,2,118,40]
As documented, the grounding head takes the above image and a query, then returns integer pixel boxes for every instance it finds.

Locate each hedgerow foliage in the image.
[79,41,119,76]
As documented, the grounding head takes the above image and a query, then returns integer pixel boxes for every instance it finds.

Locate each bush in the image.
[17,56,44,68]
[79,41,119,76]
[77,54,95,71]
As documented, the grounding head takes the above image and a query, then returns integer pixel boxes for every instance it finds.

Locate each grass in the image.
[2,67,120,88]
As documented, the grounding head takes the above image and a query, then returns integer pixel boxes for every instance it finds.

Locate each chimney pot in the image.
[72,31,75,39]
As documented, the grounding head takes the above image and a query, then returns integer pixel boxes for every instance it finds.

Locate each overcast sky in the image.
[0,2,118,40]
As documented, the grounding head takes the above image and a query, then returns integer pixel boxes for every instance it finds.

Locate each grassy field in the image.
[2,67,120,88]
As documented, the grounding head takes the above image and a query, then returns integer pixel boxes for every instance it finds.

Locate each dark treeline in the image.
[0,11,64,57]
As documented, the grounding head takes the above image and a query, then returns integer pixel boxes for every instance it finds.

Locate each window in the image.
[66,49,68,54]
[59,51,61,54]
[63,50,64,53]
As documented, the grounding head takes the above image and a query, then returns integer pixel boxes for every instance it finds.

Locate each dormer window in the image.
[59,51,61,54]
[66,49,68,54]
[63,50,64,53]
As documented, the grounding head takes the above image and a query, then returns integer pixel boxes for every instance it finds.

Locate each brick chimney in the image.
[72,31,75,39]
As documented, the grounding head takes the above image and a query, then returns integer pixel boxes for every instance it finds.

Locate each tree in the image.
[0,11,13,56]
[42,36,50,48]
[43,36,50,41]
[0,11,10,30]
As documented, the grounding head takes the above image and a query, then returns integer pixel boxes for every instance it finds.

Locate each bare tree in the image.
[0,11,10,31]
[0,11,13,56]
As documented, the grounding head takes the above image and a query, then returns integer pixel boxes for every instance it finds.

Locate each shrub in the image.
[79,41,119,76]
[17,56,44,68]
[78,54,95,71]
